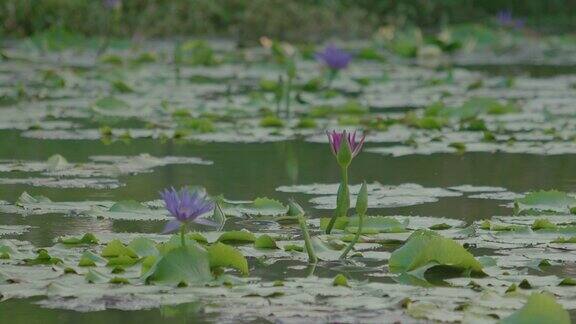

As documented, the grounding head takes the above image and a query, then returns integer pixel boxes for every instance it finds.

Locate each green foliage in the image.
[389,230,484,275]
[25,249,62,265]
[259,115,284,128]
[207,242,249,275]
[144,245,212,285]
[515,190,576,214]
[254,234,278,249]
[179,41,218,66]
[332,274,349,287]
[501,293,570,324]
[59,233,99,245]
[101,239,138,258]
[309,101,368,118]
[217,230,256,244]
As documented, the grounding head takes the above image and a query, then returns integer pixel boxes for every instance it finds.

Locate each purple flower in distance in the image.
[316,44,352,70]
[160,187,216,233]
[327,130,365,158]
[496,10,525,29]
[103,0,121,9]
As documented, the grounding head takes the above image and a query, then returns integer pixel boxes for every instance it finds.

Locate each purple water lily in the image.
[327,130,365,158]
[316,44,352,70]
[103,0,122,9]
[496,10,525,29]
[160,187,216,234]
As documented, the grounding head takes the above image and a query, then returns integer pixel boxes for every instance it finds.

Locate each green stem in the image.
[275,75,284,117]
[180,223,187,247]
[326,69,338,89]
[298,214,317,264]
[325,166,349,234]
[305,262,317,277]
[340,212,363,259]
[284,75,292,119]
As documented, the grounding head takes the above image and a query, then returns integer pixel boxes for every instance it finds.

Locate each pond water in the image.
[2,36,576,323]
[2,127,576,322]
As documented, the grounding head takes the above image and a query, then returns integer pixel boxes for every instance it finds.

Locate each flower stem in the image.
[180,223,187,247]
[298,214,317,264]
[326,166,349,234]
[284,74,292,119]
[326,69,338,89]
[340,213,363,259]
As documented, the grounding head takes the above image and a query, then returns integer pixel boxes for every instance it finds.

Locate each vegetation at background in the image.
[1,0,575,42]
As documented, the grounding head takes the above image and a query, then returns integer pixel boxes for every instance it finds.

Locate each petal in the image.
[352,134,366,157]
[193,217,219,227]
[162,219,181,234]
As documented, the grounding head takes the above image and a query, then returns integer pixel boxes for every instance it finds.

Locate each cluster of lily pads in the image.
[2,21,576,321]
[1,129,575,322]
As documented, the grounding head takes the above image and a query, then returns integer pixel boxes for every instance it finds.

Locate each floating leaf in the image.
[144,244,212,285]
[59,233,98,245]
[78,251,106,267]
[254,235,278,249]
[217,230,256,244]
[208,242,249,275]
[389,230,483,275]
[501,293,570,324]
[25,249,62,265]
[128,237,159,257]
[333,274,349,287]
[101,239,138,258]
[108,200,149,212]
[515,190,576,214]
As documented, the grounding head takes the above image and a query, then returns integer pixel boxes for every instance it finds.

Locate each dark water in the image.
[456,64,576,77]
[2,129,574,248]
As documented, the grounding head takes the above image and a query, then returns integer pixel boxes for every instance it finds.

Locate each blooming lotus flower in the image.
[160,187,216,233]
[316,44,352,71]
[327,130,365,158]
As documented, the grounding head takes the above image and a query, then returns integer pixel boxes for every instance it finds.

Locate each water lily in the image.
[316,44,352,71]
[103,0,122,9]
[495,10,525,29]
[316,44,352,87]
[325,130,365,234]
[327,130,365,162]
[160,187,216,245]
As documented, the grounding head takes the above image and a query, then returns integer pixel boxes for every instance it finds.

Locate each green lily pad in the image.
[217,230,256,244]
[515,190,576,214]
[207,242,249,275]
[59,233,99,245]
[500,292,570,324]
[101,239,138,258]
[254,234,278,249]
[389,230,483,275]
[144,244,212,285]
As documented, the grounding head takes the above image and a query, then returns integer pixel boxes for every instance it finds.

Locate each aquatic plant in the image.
[325,130,365,234]
[340,181,367,259]
[98,0,122,56]
[160,187,216,246]
[495,10,525,29]
[290,200,317,263]
[103,0,121,9]
[316,44,352,87]
[261,38,297,119]
[316,44,352,71]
